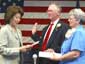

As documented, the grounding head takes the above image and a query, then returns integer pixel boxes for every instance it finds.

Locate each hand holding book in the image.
[39,51,62,60]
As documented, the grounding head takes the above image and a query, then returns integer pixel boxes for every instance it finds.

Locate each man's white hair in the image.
[49,3,61,15]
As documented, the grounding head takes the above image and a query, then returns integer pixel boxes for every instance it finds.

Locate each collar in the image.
[6,24,17,32]
[50,18,60,25]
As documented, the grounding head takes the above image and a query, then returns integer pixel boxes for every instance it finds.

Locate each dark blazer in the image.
[31,20,70,64]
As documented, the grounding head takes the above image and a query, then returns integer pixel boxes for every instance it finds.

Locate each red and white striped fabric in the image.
[0,0,85,44]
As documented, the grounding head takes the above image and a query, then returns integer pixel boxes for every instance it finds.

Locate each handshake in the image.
[19,41,39,52]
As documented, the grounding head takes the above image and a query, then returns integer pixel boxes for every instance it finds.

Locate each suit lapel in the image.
[46,29,56,48]
[7,25,22,46]
[46,21,62,48]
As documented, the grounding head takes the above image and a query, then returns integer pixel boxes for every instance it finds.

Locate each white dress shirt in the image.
[43,18,59,42]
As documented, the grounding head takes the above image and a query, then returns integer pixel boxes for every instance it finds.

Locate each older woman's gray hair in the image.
[69,8,85,24]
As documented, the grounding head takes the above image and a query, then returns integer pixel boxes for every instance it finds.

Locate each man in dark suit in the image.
[31,3,70,64]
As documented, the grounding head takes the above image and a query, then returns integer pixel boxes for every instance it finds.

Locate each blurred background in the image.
[0,0,85,64]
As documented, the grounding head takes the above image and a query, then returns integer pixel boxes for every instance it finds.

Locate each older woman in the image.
[47,8,85,64]
[0,5,33,64]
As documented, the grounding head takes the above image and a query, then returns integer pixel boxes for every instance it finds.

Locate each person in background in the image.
[48,8,85,64]
[0,5,33,64]
[31,3,70,64]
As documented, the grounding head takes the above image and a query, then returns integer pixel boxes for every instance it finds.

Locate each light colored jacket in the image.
[0,24,23,64]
